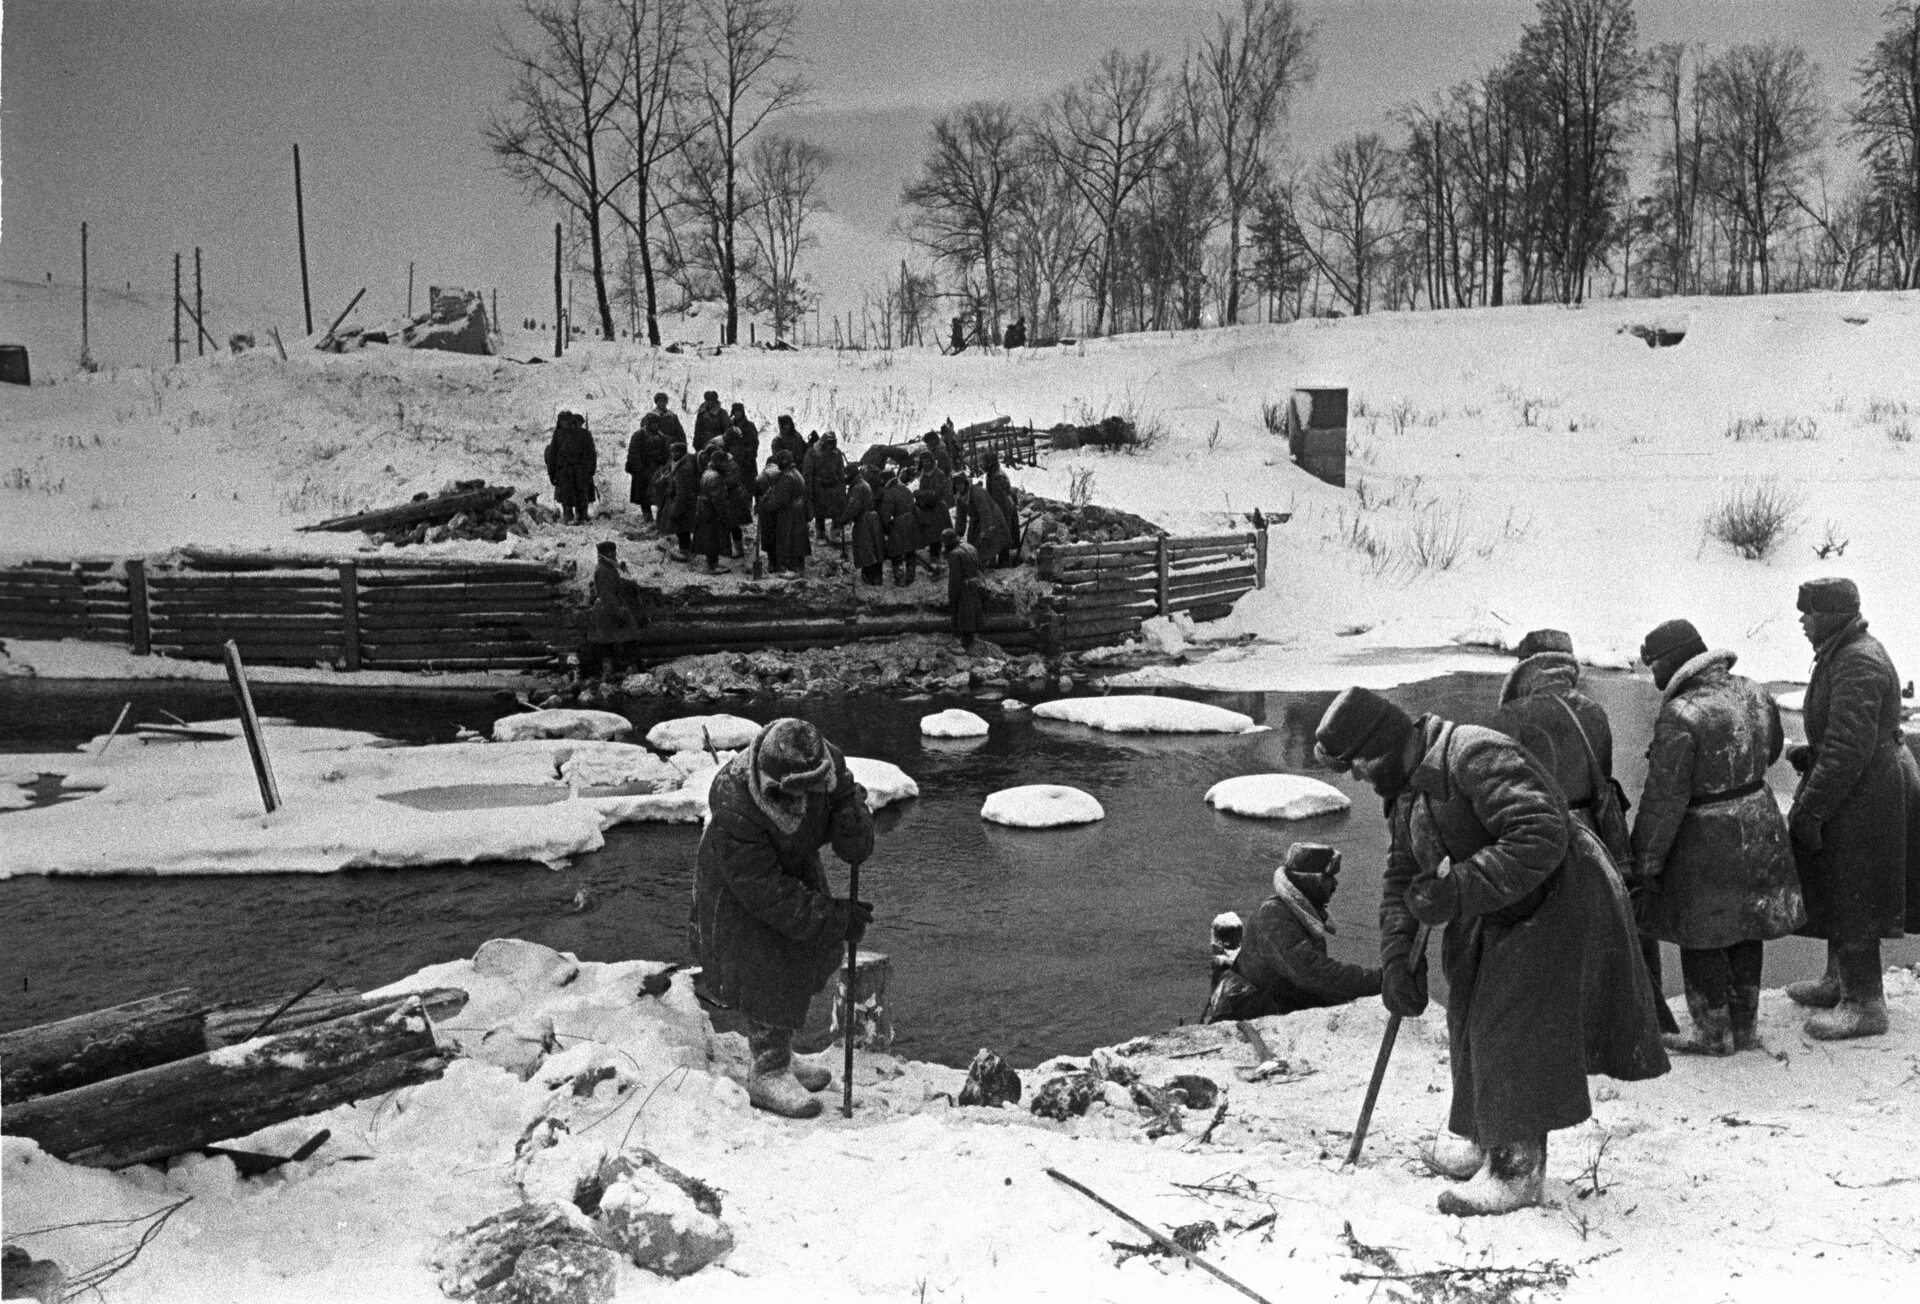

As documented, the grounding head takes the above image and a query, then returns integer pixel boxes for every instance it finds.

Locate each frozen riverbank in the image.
[5,939,1918,1303]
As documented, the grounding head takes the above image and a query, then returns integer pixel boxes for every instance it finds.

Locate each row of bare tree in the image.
[486,0,825,346]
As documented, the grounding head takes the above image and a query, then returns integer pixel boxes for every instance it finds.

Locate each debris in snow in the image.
[494,711,632,744]
[1029,1071,1099,1121]
[643,714,760,754]
[920,708,990,738]
[594,1156,735,1279]
[980,784,1104,827]
[1203,774,1351,820]
[1032,695,1258,734]
[429,1201,615,1302]
[957,1049,1022,1108]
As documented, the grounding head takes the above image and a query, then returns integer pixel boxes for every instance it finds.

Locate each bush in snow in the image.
[1706,477,1801,561]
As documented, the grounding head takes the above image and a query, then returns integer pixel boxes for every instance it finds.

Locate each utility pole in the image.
[293,144,313,335]
[553,223,563,359]
[80,223,90,367]
[173,254,182,364]
[194,248,205,357]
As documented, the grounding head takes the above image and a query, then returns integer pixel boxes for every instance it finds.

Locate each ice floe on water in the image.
[1204,774,1352,821]
[491,709,633,743]
[919,708,990,738]
[1031,694,1258,734]
[645,714,761,754]
[980,784,1105,827]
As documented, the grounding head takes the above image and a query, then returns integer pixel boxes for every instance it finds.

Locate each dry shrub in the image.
[1707,477,1801,560]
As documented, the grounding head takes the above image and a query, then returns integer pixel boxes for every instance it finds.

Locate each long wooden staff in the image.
[1346,925,1430,1166]
[842,857,865,1119]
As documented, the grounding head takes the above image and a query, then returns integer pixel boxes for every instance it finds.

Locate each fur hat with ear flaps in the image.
[1313,686,1414,772]
[1797,577,1860,614]
[1513,628,1573,659]
[745,718,836,834]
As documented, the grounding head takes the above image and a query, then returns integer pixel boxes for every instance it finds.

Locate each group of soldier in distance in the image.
[668,562,1917,1219]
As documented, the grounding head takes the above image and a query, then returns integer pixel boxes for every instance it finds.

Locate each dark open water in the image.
[2,674,1909,1067]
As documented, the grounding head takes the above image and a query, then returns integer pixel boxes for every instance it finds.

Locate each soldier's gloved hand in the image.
[844,898,874,945]
[1406,858,1461,927]
[1785,743,1812,774]
[1381,950,1428,1018]
[1789,807,1823,851]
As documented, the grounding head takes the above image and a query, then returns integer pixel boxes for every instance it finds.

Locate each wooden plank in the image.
[0,996,451,1169]
[124,558,148,655]
[204,986,468,1047]
[0,989,208,1106]
[1037,536,1163,561]
[360,639,562,657]
[356,567,560,587]
[339,563,361,673]
[1164,532,1254,550]
[362,656,560,671]
[358,583,566,605]
[17,559,114,572]
[297,486,512,534]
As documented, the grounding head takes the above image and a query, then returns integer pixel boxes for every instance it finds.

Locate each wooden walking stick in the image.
[1046,1168,1276,1304]
[841,856,866,1119]
[1345,925,1430,1166]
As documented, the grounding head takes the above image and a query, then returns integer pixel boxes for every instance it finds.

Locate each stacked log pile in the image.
[1036,533,1264,652]
[0,559,129,643]
[0,985,465,1169]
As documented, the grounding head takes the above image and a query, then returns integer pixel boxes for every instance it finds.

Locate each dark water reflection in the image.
[2,674,1911,1067]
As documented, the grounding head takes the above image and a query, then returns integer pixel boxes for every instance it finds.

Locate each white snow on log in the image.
[493,709,632,743]
[1204,774,1352,820]
[645,714,761,754]
[1031,695,1257,734]
[848,757,919,809]
[980,784,1104,827]
[920,709,989,738]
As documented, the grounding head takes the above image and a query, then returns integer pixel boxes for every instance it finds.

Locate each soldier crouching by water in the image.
[1203,843,1383,1022]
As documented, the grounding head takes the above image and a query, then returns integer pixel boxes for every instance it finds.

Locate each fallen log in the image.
[299,486,514,535]
[0,989,208,1106]
[1,995,453,1169]
[205,986,468,1046]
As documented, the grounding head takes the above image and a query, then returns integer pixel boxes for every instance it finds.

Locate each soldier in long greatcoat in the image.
[841,467,884,585]
[1784,578,1912,1040]
[1316,688,1667,1217]
[984,452,1020,566]
[878,467,920,586]
[544,410,598,524]
[803,432,849,542]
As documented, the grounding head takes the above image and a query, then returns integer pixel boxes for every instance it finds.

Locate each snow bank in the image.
[6,936,1919,1303]
[492,709,632,743]
[919,708,990,738]
[1032,694,1258,734]
[980,784,1104,827]
[645,714,761,754]
[1205,774,1352,820]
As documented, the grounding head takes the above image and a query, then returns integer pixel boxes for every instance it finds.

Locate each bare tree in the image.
[1851,2,1920,288]
[1190,0,1315,326]
[486,0,634,340]
[686,0,807,344]
[1006,136,1094,340]
[1045,50,1172,336]
[1699,41,1824,294]
[606,0,694,345]
[1645,42,1708,295]
[1298,133,1402,314]
[741,134,829,341]
[901,101,1027,342]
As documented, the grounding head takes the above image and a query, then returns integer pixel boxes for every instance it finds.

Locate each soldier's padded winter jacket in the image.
[1382,717,1666,1146]
[1792,617,1911,941]
[878,480,919,558]
[584,557,644,644]
[1489,652,1612,809]
[544,422,597,509]
[690,741,875,1029]
[1224,882,1382,1015]
[840,478,884,570]
[1632,649,1802,948]
[802,442,848,518]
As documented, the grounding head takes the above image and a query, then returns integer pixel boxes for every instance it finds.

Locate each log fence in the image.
[0,526,1272,669]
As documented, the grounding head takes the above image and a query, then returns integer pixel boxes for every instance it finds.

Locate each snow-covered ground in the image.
[5,941,1918,1303]
[6,292,1920,696]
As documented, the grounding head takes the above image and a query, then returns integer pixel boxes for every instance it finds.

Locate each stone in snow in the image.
[493,710,633,744]
[920,708,990,738]
[1204,774,1351,820]
[644,714,761,754]
[1032,695,1256,734]
[981,784,1104,827]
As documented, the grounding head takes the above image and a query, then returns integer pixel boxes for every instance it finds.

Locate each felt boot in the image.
[1728,985,1763,1052]
[1808,945,1890,1040]
[1436,1136,1546,1217]
[791,1058,832,1092]
[1785,951,1842,1009]
[1422,1132,1485,1181]
[1662,990,1734,1056]
[747,1069,823,1117]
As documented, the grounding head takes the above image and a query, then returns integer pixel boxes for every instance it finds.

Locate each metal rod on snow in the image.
[1345,925,1431,1166]
[841,856,864,1119]
[1045,1168,1276,1304]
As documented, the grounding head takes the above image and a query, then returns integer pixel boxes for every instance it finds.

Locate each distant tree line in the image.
[486,0,825,345]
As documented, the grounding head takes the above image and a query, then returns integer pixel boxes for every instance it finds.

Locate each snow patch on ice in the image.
[848,757,919,809]
[920,709,989,738]
[492,709,632,743]
[1031,694,1256,734]
[1204,774,1352,821]
[645,714,761,754]
[980,784,1104,827]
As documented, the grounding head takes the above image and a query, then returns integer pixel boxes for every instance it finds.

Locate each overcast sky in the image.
[0,0,1889,358]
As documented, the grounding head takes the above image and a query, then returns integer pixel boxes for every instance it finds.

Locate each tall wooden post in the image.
[222,642,281,813]
[1254,529,1269,590]
[125,559,150,656]
[194,248,204,357]
[294,144,313,335]
[553,223,563,359]
[173,254,182,364]
[80,222,90,366]
[338,562,361,673]
[1156,536,1171,617]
